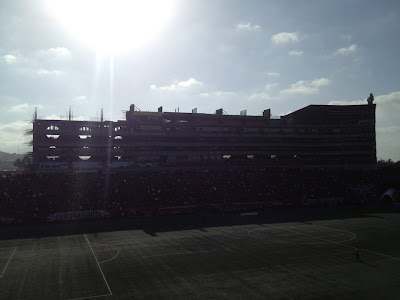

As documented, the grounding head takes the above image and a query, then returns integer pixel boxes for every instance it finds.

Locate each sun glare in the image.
[46,0,176,55]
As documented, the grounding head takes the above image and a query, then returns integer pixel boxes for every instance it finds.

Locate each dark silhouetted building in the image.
[32,102,376,170]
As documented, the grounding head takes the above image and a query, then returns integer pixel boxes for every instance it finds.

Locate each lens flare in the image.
[46,0,176,55]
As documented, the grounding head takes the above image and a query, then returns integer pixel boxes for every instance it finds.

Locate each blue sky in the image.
[1,0,399,160]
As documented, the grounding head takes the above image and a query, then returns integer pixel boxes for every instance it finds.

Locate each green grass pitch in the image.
[1,211,400,299]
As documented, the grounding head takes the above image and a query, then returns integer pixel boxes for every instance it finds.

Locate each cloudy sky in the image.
[1,0,399,160]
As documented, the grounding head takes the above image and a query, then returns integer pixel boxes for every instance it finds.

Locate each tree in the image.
[377,159,395,169]
[13,154,32,171]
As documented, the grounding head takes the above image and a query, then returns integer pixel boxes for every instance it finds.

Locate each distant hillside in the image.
[0,151,24,171]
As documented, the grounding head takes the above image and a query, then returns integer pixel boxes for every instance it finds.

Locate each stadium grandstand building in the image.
[32,99,376,170]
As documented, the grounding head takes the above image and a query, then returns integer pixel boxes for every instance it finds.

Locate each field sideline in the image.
[1,210,400,299]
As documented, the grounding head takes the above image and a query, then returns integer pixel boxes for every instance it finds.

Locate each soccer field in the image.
[1,212,400,299]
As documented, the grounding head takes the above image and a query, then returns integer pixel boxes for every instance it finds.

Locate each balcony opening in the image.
[46,155,59,160]
[79,155,91,160]
[79,126,91,132]
[46,125,59,131]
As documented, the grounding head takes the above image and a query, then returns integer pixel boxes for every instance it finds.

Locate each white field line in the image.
[247,224,356,245]
[84,234,112,295]
[95,244,120,264]
[268,224,400,262]
[329,217,398,232]
[66,293,113,300]
[140,249,214,259]
[0,247,17,278]
[294,223,356,244]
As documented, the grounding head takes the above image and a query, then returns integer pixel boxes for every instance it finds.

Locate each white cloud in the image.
[334,44,358,56]
[37,47,71,59]
[248,92,271,101]
[35,69,65,76]
[47,47,71,57]
[0,121,32,154]
[375,91,400,107]
[2,48,71,69]
[329,91,400,106]
[248,82,279,101]
[1,49,69,78]
[42,114,69,120]
[376,126,400,161]
[3,54,17,64]
[42,114,85,121]
[264,83,279,91]
[8,103,30,113]
[150,78,203,91]
[288,50,303,56]
[7,103,43,113]
[1,51,27,65]
[271,32,302,45]
[236,22,261,31]
[199,91,236,98]
[280,77,331,95]
[178,78,202,88]
[329,91,400,121]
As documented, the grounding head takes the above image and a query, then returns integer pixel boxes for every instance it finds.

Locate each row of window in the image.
[45,134,123,140]
[42,124,126,132]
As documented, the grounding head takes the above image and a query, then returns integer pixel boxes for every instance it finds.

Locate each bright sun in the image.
[46,0,176,55]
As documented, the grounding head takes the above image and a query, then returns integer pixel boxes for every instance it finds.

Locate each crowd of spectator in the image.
[0,165,397,223]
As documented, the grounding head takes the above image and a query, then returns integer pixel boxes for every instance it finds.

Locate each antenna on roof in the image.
[101,107,104,122]
[130,104,141,112]
[68,106,73,121]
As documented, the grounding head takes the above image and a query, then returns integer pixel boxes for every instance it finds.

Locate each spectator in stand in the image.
[1,166,394,222]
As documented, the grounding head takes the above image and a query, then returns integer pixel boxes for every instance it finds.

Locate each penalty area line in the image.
[0,247,17,278]
[66,235,113,300]
[75,234,113,298]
